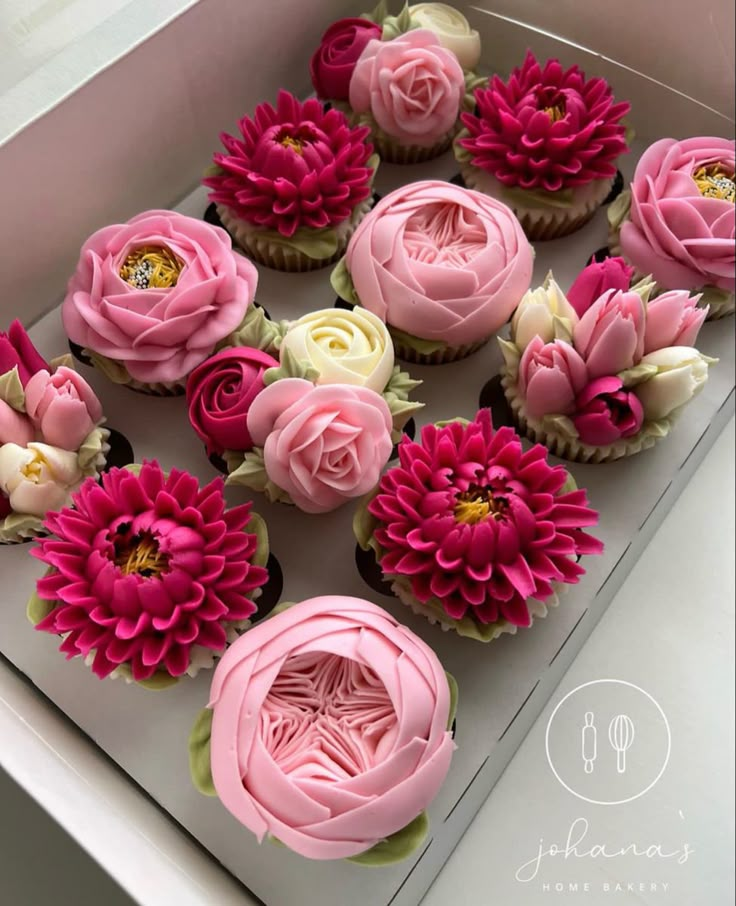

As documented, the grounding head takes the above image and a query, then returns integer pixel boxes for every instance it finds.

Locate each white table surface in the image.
[1,418,732,906]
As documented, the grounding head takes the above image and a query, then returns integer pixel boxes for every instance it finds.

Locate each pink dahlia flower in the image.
[204,91,375,238]
[369,411,603,626]
[32,462,268,681]
[459,51,630,191]
[573,376,644,446]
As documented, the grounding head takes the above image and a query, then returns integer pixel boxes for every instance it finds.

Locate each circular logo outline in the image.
[545,679,671,806]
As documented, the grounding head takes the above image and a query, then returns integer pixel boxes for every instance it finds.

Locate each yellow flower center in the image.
[454,488,508,525]
[120,245,183,289]
[692,164,735,202]
[279,134,305,154]
[114,530,170,578]
[20,450,47,483]
[544,103,566,123]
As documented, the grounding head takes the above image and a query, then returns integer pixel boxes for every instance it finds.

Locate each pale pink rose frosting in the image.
[620,136,735,292]
[207,595,455,860]
[349,30,465,147]
[62,211,257,383]
[346,180,533,346]
[247,379,393,513]
[24,367,103,451]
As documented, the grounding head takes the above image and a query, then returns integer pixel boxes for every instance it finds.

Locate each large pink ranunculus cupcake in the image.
[62,210,258,394]
[331,180,533,363]
[609,136,735,319]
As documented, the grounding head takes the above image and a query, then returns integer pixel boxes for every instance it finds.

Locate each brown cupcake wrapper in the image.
[391,335,489,365]
[121,376,187,396]
[372,132,454,165]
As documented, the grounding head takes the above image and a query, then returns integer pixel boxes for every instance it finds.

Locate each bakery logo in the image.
[545,679,671,806]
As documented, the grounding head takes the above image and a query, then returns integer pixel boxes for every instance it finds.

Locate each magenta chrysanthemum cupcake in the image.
[204,91,378,272]
[455,51,631,239]
[355,410,603,641]
[27,461,269,687]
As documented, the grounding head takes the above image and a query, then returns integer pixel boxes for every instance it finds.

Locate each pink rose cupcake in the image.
[455,51,631,239]
[331,180,533,363]
[609,136,735,319]
[188,595,457,863]
[0,321,110,543]
[204,91,378,272]
[62,210,259,394]
[355,411,603,641]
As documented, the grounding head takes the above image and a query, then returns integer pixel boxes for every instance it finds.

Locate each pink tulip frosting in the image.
[310,18,383,101]
[0,400,33,447]
[567,257,634,318]
[573,290,646,380]
[368,411,603,626]
[24,367,103,451]
[620,136,735,292]
[345,180,533,346]
[207,595,455,860]
[32,462,268,681]
[205,91,375,237]
[459,51,630,191]
[62,211,257,384]
[186,347,278,457]
[0,320,50,386]
[349,30,465,147]
[247,379,393,513]
[643,290,708,354]
[519,336,589,419]
[573,377,644,445]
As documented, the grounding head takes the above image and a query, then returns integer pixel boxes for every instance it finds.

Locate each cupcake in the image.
[331,180,533,363]
[609,136,735,319]
[27,461,269,687]
[499,264,716,463]
[1,321,110,543]
[455,51,631,240]
[62,210,260,394]
[355,411,603,641]
[188,595,457,863]
[204,91,378,272]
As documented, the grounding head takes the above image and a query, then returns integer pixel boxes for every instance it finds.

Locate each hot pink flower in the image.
[368,411,603,626]
[0,399,33,447]
[310,18,383,101]
[205,91,375,238]
[0,320,49,386]
[573,376,644,445]
[459,51,630,191]
[32,462,268,681]
[573,290,646,379]
[24,366,103,451]
[567,257,635,318]
[643,290,708,354]
[519,336,588,419]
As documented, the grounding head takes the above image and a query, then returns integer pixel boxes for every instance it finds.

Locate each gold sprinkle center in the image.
[279,135,305,154]
[544,104,566,123]
[120,245,183,289]
[692,164,735,202]
[114,530,170,578]
[454,488,507,525]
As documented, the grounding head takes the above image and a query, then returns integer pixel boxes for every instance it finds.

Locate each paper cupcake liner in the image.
[371,131,455,165]
[390,331,489,365]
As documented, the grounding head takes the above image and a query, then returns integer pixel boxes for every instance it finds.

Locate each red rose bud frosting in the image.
[200,595,456,860]
[186,347,279,457]
[310,18,383,101]
[205,91,375,237]
[567,257,635,318]
[28,462,269,683]
[0,320,50,386]
[62,211,257,385]
[364,411,603,633]
[459,52,630,191]
[343,180,533,347]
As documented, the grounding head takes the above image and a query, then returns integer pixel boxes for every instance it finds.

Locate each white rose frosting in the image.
[408,3,481,71]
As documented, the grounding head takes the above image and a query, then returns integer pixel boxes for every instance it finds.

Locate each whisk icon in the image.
[609,714,635,773]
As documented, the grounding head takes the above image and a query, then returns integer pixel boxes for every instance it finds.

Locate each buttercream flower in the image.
[0,442,82,518]
[518,336,588,419]
[573,377,643,445]
[573,290,645,379]
[406,4,481,70]
[459,52,630,191]
[195,595,455,860]
[186,347,278,457]
[30,462,269,682]
[363,411,602,631]
[619,136,735,293]
[349,30,465,148]
[634,347,712,421]
[567,257,635,318]
[279,307,394,393]
[0,399,33,446]
[310,18,383,100]
[24,366,103,451]
[344,180,533,351]
[205,92,375,238]
[510,277,578,351]
[643,290,708,354]
[244,379,393,513]
[62,211,257,385]
[0,320,49,386]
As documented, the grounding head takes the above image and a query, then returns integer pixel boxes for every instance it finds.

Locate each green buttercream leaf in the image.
[502,185,575,210]
[386,394,424,426]
[123,463,143,477]
[49,353,74,371]
[453,129,472,164]
[434,417,471,429]
[551,314,574,344]
[560,471,579,495]
[85,350,132,385]
[462,71,487,113]
[248,510,270,569]
[77,426,111,476]
[133,671,180,690]
[618,363,659,387]
[27,585,56,626]
[226,448,291,505]
[330,257,359,306]
[203,162,223,180]
[263,347,320,385]
[630,276,656,304]
[364,0,389,24]
[624,121,636,147]
[353,490,381,550]
[607,188,631,232]
[541,414,578,438]
[254,226,339,260]
[498,337,521,372]
[0,367,26,412]
[347,811,429,866]
[388,325,447,355]
[697,285,734,311]
[1,511,45,544]
[640,419,670,439]
[220,305,284,355]
[381,3,414,39]
[188,709,217,796]
[385,365,422,399]
[445,672,459,730]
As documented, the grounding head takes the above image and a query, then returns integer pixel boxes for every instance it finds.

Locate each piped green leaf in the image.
[0,366,26,411]
[263,347,319,385]
[188,709,217,796]
[346,811,429,866]
[330,257,359,306]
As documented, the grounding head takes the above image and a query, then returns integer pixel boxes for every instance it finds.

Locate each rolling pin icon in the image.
[582,712,597,774]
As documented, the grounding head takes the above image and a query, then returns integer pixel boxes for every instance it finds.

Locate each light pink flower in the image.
[247,379,393,513]
[349,30,465,147]
[643,290,708,354]
[519,336,588,419]
[573,290,646,379]
[24,366,103,450]
[0,399,33,446]
[567,257,635,318]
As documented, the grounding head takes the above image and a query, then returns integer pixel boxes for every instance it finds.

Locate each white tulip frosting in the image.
[0,442,82,518]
